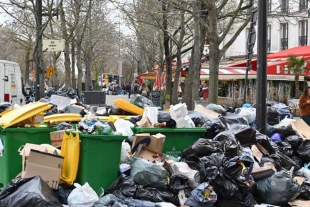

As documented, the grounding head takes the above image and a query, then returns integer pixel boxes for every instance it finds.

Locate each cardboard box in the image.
[35,114,44,123]
[291,119,310,138]
[50,130,66,148]
[194,104,220,118]
[132,133,166,153]
[22,149,64,189]
[133,145,165,163]
[251,162,276,180]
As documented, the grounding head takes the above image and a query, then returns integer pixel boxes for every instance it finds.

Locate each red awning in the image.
[200,68,257,75]
[226,60,258,71]
[267,46,310,59]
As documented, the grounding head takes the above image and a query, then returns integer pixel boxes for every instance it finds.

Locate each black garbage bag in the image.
[255,171,301,206]
[54,185,74,205]
[134,186,179,206]
[169,174,189,194]
[0,176,62,207]
[197,153,227,182]
[298,180,310,200]
[207,103,227,116]
[213,130,240,159]
[93,194,118,207]
[188,111,207,127]
[231,124,256,147]
[223,161,243,179]
[267,107,280,125]
[234,176,252,197]
[130,95,155,109]
[108,174,137,197]
[255,132,276,154]
[259,155,282,172]
[202,117,227,139]
[297,139,310,163]
[122,196,161,207]
[65,87,76,99]
[228,156,254,180]
[215,193,255,207]
[279,124,297,139]
[184,183,217,207]
[276,151,298,171]
[277,141,294,157]
[210,173,241,200]
[158,111,171,123]
[266,124,277,138]
[285,135,303,150]
[56,122,72,131]
[110,105,133,115]
[182,138,221,159]
[220,113,248,126]
[166,119,177,128]
[129,116,143,125]
[291,156,304,171]
[0,102,10,113]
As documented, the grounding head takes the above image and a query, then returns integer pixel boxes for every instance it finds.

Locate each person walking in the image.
[139,82,150,98]
[133,81,140,97]
[126,82,132,98]
[202,83,209,101]
[299,86,310,126]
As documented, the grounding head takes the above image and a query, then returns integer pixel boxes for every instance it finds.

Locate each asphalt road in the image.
[105,93,131,105]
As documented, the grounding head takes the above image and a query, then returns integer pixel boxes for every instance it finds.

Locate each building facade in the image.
[223,0,310,59]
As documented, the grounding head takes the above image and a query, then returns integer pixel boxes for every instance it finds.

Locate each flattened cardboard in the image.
[291,119,310,138]
[251,145,263,162]
[194,104,220,118]
[50,130,66,148]
[22,149,64,190]
[132,133,151,152]
[149,133,165,153]
[251,162,276,180]
[133,145,165,163]
[289,200,310,207]
[136,116,153,127]
[35,114,44,123]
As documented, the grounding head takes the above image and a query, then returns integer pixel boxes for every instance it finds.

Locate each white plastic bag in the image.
[114,119,134,136]
[121,141,131,163]
[299,163,310,180]
[0,139,3,156]
[67,182,99,207]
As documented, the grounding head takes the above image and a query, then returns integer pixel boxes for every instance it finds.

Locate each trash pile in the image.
[2,98,310,207]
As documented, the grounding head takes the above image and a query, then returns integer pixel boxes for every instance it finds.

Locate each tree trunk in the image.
[207,7,221,104]
[76,40,83,94]
[295,75,299,98]
[184,1,202,110]
[172,12,185,105]
[24,50,30,84]
[60,2,71,87]
[71,41,76,88]
[162,1,172,104]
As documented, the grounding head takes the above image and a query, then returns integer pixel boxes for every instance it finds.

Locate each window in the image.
[280,23,288,50]
[267,0,272,13]
[267,25,271,52]
[299,21,308,46]
[281,0,288,12]
[300,0,308,10]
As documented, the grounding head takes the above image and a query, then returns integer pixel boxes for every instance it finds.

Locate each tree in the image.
[203,0,254,105]
[286,55,310,98]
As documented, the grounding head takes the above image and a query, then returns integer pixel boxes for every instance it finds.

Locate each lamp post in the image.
[256,0,267,134]
[118,21,122,86]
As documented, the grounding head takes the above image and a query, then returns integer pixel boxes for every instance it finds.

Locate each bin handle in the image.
[18,145,25,153]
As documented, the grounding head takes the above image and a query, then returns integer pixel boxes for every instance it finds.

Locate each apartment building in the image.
[222,0,310,59]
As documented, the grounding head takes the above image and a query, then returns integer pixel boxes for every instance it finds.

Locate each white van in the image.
[0,60,24,105]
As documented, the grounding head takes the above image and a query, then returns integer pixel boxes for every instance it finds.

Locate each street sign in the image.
[45,65,54,77]
[43,39,65,52]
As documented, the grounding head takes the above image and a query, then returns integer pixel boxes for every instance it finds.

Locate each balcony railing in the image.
[281,38,288,50]
[267,39,271,52]
[299,36,308,46]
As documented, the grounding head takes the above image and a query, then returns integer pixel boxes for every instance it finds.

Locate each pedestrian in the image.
[299,86,310,126]
[139,82,150,98]
[202,83,209,101]
[133,80,140,97]
[126,82,132,98]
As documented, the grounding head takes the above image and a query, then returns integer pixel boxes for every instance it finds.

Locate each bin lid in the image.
[114,99,144,115]
[44,113,82,123]
[0,102,52,129]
